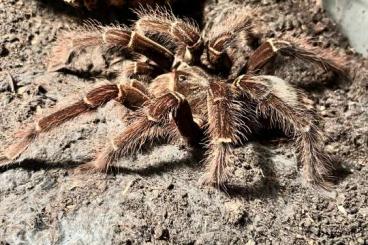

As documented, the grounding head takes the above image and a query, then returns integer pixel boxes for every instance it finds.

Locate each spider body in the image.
[1,7,348,188]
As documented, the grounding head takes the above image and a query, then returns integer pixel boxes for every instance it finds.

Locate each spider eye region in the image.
[178,74,187,82]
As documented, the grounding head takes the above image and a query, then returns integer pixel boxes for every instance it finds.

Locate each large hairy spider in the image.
[0,8,347,188]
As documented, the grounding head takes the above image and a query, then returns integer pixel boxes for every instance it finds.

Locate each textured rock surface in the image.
[0,0,367,244]
[324,0,368,56]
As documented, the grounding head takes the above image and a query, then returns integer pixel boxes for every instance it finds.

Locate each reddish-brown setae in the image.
[1,7,348,189]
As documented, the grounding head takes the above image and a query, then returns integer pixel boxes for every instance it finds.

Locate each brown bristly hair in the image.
[279,34,349,80]
[48,23,130,71]
[90,103,180,171]
[235,75,335,187]
[203,81,250,187]
[1,84,120,165]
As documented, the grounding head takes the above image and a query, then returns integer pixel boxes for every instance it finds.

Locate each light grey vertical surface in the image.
[324,0,368,56]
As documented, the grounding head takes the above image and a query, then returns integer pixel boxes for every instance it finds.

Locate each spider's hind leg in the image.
[233,75,337,187]
[48,26,175,71]
[247,37,348,79]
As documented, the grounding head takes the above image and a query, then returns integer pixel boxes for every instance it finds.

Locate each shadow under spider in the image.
[0,131,350,200]
[0,159,82,172]
[223,143,281,201]
[0,147,203,176]
[223,127,351,200]
[108,152,201,177]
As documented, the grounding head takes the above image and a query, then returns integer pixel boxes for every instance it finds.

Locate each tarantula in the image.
[0,8,347,188]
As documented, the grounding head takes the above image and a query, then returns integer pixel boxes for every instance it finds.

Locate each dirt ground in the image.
[0,0,367,244]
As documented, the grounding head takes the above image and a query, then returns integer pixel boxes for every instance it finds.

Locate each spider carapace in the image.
[1,7,348,188]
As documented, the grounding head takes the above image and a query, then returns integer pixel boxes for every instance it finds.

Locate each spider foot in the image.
[199,174,226,189]
[1,127,38,166]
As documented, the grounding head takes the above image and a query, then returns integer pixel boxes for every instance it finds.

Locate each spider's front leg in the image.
[247,37,348,79]
[134,10,203,64]
[233,75,336,187]
[205,8,259,74]
[0,81,149,165]
[201,81,246,187]
[76,91,203,172]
